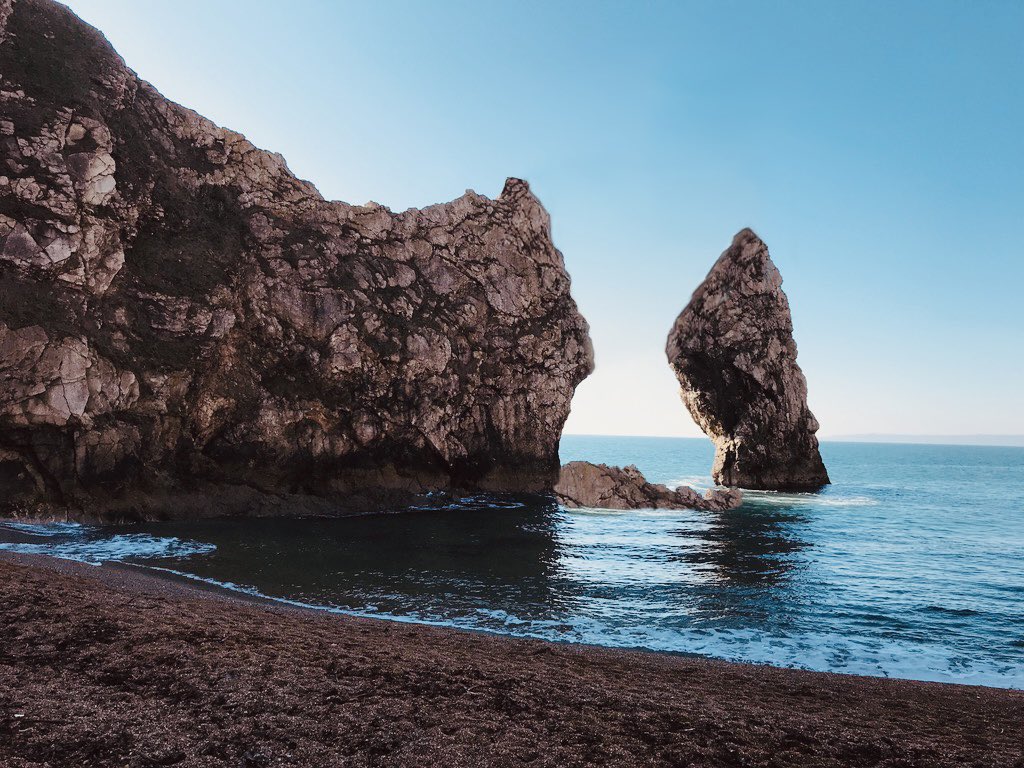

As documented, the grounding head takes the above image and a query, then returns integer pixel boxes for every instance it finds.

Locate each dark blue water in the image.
[2,437,1023,688]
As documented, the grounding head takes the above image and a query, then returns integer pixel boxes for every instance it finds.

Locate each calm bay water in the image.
[2,436,1023,688]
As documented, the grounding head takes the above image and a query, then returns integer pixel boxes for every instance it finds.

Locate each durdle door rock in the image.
[555,461,742,511]
[666,229,829,491]
[0,0,593,519]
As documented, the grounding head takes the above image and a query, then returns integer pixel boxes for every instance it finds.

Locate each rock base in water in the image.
[554,461,742,511]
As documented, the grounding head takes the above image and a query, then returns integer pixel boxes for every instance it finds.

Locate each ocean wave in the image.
[920,605,980,617]
[448,609,1023,689]
[0,520,90,537]
[0,534,215,566]
[741,491,880,508]
[670,475,715,489]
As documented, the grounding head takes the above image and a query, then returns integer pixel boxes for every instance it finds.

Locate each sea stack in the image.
[0,0,593,518]
[666,229,829,491]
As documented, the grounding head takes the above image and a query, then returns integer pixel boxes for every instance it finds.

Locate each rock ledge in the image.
[554,461,742,511]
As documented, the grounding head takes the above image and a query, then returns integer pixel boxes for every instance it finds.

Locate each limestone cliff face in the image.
[0,0,593,518]
[666,229,828,491]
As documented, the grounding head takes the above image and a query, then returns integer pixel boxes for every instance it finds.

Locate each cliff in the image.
[0,0,593,518]
[666,229,828,491]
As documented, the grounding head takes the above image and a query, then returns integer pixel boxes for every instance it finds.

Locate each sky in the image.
[61,0,1024,439]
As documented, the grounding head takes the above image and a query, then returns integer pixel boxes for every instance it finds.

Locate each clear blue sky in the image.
[63,0,1024,438]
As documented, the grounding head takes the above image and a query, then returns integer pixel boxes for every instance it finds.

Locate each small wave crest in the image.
[670,475,715,491]
[741,491,879,508]
[921,605,980,617]
[0,532,215,566]
[0,520,89,537]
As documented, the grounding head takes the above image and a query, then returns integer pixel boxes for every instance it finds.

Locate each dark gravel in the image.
[1,553,1022,767]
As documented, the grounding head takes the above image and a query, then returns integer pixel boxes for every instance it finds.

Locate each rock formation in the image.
[554,461,742,511]
[665,229,829,491]
[0,0,593,519]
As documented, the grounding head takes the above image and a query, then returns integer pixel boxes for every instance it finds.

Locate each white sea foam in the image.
[670,475,715,491]
[0,520,89,537]
[436,608,1023,689]
[0,533,215,565]
[740,491,880,507]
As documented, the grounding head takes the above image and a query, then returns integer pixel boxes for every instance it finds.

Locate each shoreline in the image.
[35,553,1021,691]
[2,552,1022,767]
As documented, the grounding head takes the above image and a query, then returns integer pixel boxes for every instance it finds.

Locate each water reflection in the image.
[130,493,575,620]
[673,501,811,586]
[15,493,817,633]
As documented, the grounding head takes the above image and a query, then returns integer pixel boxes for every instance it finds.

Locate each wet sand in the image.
[1,552,1022,767]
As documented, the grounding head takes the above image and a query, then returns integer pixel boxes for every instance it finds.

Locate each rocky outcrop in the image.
[0,0,593,519]
[666,229,829,491]
[554,462,742,511]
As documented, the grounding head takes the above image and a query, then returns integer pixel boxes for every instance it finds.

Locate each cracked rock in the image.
[555,461,742,511]
[0,0,593,519]
[666,229,829,491]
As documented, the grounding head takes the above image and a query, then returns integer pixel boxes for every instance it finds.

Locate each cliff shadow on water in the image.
[0,488,813,624]
[672,501,812,586]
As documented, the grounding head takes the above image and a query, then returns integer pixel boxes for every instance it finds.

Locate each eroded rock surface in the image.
[0,0,593,519]
[666,229,828,491]
[554,461,742,511]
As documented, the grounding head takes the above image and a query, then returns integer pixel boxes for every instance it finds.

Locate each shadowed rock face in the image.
[555,461,742,511]
[0,0,593,519]
[666,229,828,491]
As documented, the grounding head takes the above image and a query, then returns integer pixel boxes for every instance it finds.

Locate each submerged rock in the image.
[554,461,742,511]
[0,0,593,519]
[666,229,829,491]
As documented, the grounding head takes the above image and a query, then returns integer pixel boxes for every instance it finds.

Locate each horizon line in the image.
[561,433,1024,448]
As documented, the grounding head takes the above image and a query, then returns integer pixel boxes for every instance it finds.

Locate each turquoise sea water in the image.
[2,437,1023,689]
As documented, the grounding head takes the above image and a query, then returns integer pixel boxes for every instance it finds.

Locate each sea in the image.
[2,436,1022,689]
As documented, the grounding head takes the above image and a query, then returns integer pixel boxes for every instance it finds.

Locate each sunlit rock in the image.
[666,229,829,491]
[555,461,742,511]
[0,0,593,518]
